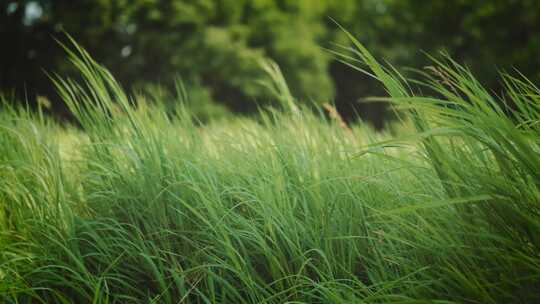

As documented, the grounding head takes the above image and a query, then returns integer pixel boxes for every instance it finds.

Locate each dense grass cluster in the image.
[1,33,539,303]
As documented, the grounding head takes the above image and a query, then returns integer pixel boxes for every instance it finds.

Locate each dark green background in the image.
[2,0,539,128]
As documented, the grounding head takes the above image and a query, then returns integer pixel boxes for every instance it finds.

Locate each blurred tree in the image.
[1,0,539,126]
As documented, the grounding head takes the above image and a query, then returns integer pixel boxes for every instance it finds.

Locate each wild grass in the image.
[1,32,539,303]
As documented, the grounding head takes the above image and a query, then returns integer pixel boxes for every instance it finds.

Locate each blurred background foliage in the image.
[2,0,540,128]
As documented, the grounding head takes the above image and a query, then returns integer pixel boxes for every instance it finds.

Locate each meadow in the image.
[1,32,539,303]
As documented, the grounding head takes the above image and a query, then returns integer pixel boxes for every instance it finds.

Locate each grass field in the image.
[1,33,539,303]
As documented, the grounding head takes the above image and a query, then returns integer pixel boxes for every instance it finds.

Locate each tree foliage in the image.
[2,0,539,126]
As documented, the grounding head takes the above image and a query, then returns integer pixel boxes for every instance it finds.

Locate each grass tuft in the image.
[1,34,539,303]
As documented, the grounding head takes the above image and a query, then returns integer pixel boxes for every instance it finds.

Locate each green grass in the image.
[1,32,539,303]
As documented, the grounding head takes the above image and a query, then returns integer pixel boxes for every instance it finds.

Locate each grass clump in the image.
[1,33,539,303]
